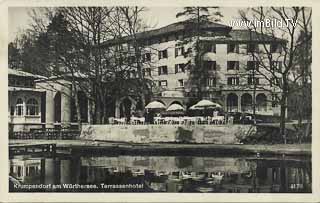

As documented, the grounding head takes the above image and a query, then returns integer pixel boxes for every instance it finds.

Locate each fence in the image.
[9,128,80,140]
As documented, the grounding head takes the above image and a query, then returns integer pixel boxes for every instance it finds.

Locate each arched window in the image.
[227,93,238,112]
[241,93,253,112]
[26,98,39,116]
[256,93,267,111]
[15,98,24,116]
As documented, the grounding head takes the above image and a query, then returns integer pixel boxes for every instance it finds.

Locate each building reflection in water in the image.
[9,155,311,193]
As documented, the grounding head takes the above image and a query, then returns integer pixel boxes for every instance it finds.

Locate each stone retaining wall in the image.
[80,124,255,144]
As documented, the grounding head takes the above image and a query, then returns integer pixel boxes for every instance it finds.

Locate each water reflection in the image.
[9,154,311,193]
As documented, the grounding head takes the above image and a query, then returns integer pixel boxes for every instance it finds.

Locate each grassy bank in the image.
[9,139,311,156]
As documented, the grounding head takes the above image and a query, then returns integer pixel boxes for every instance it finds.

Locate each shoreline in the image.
[9,139,311,156]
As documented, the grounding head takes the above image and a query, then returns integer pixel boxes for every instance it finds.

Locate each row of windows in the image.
[123,47,187,62]
[156,78,217,88]
[156,76,262,88]
[157,80,185,88]
[143,61,282,77]
[10,98,39,116]
[117,33,282,53]
[9,78,35,88]
[156,43,282,60]
[115,45,282,68]
[227,76,261,86]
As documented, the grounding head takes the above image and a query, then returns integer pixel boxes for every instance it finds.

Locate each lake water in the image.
[9,151,311,193]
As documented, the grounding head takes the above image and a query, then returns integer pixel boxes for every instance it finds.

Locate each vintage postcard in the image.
[1,0,319,202]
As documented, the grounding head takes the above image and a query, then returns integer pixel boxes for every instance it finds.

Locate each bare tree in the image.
[19,7,153,125]
[239,7,312,143]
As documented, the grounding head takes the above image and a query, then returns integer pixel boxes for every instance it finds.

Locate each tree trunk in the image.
[95,100,103,124]
[280,89,287,144]
[140,93,146,113]
[72,84,82,131]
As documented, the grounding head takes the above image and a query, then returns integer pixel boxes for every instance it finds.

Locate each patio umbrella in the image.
[193,100,222,116]
[167,103,185,111]
[189,104,203,110]
[194,99,222,109]
[145,101,166,109]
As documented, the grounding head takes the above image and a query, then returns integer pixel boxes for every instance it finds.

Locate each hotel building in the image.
[103,20,284,118]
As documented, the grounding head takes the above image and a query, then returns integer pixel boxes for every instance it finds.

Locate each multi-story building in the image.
[103,20,284,117]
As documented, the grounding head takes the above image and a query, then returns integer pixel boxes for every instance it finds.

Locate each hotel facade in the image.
[104,20,284,118]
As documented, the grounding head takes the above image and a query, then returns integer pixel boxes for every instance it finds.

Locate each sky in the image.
[8,7,243,42]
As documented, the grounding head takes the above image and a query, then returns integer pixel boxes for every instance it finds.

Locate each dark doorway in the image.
[71,91,88,123]
[54,92,61,123]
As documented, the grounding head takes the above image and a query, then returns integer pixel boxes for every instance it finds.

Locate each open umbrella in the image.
[145,101,166,109]
[192,100,222,117]
[189,104,203,110]
[194,99,222,109]
[167,103,185,111]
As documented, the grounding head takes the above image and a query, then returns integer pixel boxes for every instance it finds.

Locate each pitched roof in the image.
[101,20,231,46]
[8,68,46,79]
[140,20,231,37]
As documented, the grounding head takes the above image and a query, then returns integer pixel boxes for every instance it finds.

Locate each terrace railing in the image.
[9,128,80,140]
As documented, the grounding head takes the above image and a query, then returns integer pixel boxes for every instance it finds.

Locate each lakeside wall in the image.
[80,124,255,144]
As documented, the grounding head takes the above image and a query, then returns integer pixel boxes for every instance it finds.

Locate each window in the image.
[158,50,168,59]
[178,79,184,87]
[143,53,151,62]
[143,68,151,77]
[158,66,168,75]
[127,43,131,51]
[270,77,277,87]
[247,43,258,53]
[203,43,216,53]
[15,98,24,116]
[116,56,124,66]
[272,94,278,107]
[227,43,239,53]
[25,79,34,88]
[159,80,168,87]
[270,43,282,53]
[206,78,216,87]
[247,61,259,71]
[203,61,216,71]
[227,61,239,70]
[116,44,123,51]
[9,78,15,86]
[16,80,22,87]
[175,47,185,57]
[10,106,14,116]
[271,61,282,72]
[247,77,259,85]
[26,98,39,116]
[175,64,185,73]
[227,77,239,86]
